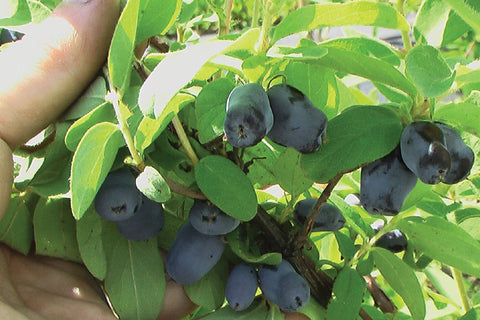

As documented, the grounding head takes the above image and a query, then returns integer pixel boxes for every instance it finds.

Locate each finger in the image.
[7,249,116,320]
[9,253,105,304]
[0,0,120,149]
[0,140,12,221]
[13,285,116,320]
[157,280,197,320]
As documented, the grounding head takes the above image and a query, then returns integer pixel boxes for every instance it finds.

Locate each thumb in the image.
[0,0,119,222]
[0,0,120,149]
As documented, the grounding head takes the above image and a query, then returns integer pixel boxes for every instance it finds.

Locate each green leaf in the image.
[28,123,71,196]
[195,155,258,221]
[70,122,123,220]
[371,247,426,320]
[136,0,181,43]
[442,0,480,34]
[107,0,140,95]
[0,196,34,255]
[398,216,480,278]
[244,140,279,186]
[138,28,260,118]
[301,105,403,183]
[226,227,282,265]
[326,268,366,320]
[283,61,338,119]
[104,237,166,320]
[134,93,194,154]
[177,0,197,24]
[459,217,480,241]
[272,1,409,44]
[334,231,356,262]
[76,206,107,280]
[323,37,401,66]
[270,45,328,62]
[329,193,370,238]
[414,0,452,47]
[63,77,107,121]
[442,10,471,45]
[274,148,313,197]
[65,102,116,152]
[433,102,480,138]
[185,258,228,310]
[405,45,456,98]
[242,55,275,84]
[135,166,171,203]
[195,77,235,144]
[424,265,462,308]
[0,0,31,26]
[460,307,480,320]
[200,301,270,319]
[138,40,232,118]
[33,197,81,262]
[316,46,417,98]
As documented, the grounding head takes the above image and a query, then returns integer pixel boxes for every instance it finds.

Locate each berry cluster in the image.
[224,82,327,154]
[166,200,238,285]
[225,259,310,312]
[94,168,164,241]
[361,121,474,216]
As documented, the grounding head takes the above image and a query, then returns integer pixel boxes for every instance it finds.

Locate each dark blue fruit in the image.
[371,220,407,253]
[0,28,23,45]
[435,122,474,184]
[225,263,258,311]
[94,169,142,221]
[375,229,408,253]
[258,259,310,312]
[223,83,273,148]
[189,200,240,235]
[400,121,451,184]
[115,196,164,241]
[360,146,417,215]
[276,271,310,312]
[258,259,296,304]
[166,222,225,286]
[101,168,137,188]
[294,199,345,231]
[266,84,327,153]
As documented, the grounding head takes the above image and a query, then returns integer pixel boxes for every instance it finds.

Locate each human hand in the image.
[0,1,196,319]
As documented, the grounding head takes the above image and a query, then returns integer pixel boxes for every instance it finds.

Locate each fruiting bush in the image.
[3,0,480,319]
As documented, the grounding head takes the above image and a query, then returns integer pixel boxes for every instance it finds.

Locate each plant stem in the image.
[171,116,199,166]
[365,275,396,313]
[395,0,413,52]
[279,193,299,224]
[251,0,260,28]
[103,67,145,171]
[302,173,343,237]
[258,0,273,53]
[220,0,234,36]
[452,267,472,313]
[109,91,146,171]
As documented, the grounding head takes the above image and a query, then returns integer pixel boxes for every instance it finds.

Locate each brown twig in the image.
[365,275,396,313]
[303,173,343,236]
[163,176,206,200]
[254,207,334,307]
[148,36,170,53]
